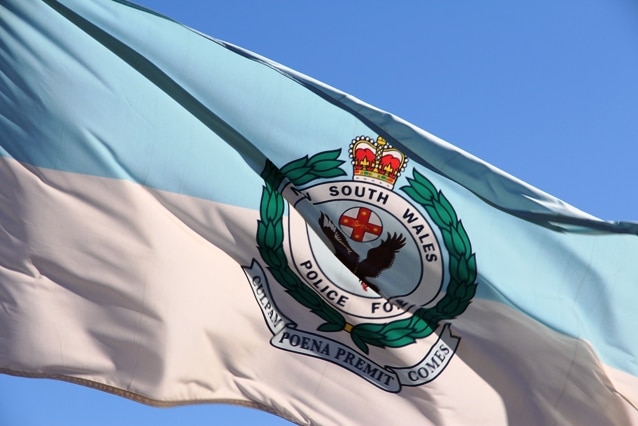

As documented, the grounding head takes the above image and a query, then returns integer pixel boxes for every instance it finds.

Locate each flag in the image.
[1,1,637,424]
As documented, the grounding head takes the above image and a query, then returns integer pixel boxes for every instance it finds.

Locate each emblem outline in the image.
[245,139,477,390]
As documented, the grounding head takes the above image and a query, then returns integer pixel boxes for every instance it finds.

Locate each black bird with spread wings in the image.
[318,213,406,293]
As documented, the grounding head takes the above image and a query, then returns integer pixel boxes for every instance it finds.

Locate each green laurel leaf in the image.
[317,322,345,332]
[315,167,347,180]
[438,193,458,225]
[285,166,312,182]
[382,329,415,343]
[306,149,342,164]
[309,159,346,172]
[382,335,416,347]
[401,185,429,205]
[351,332,371,354]
[279,149,347,186]
[281,156,310,173]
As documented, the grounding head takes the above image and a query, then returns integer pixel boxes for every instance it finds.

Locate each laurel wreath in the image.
[258,150,477,354]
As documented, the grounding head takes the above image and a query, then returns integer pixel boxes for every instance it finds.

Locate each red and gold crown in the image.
[349,135,407,189]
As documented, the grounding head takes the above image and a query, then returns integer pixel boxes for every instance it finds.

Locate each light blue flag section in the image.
[0,1,637,425]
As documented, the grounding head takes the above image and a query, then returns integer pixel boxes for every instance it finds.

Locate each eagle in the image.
[318,213,406,293]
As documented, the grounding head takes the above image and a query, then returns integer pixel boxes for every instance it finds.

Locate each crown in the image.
[349,135,407,189]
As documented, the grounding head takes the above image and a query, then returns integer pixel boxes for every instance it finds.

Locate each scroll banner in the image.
[243,260,460,392]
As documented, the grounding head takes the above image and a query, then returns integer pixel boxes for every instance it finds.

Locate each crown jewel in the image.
[349,136,407,189]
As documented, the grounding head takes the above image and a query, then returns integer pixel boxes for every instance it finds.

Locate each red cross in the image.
[339,208,382,242]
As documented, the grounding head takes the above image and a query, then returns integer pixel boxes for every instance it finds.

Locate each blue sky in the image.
[1,1,637,425]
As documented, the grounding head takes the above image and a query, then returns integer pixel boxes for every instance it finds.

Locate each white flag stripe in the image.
[2,156,636,425]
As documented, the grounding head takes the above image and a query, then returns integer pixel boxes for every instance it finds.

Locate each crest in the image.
[243,136,477,392]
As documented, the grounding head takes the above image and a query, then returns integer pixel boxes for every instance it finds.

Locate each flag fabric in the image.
[1,1,637,425]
